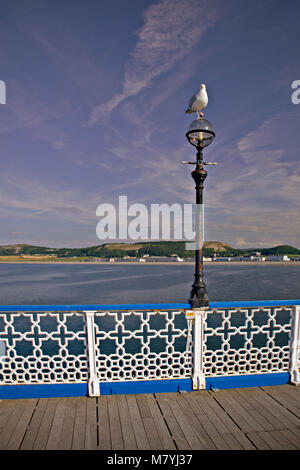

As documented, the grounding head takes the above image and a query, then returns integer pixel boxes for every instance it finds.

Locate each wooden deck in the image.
[0,384,299,450]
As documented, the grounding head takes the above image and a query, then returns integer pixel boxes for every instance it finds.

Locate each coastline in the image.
[0,261,299,266]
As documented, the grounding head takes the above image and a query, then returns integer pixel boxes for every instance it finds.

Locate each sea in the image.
[0,263,299,305]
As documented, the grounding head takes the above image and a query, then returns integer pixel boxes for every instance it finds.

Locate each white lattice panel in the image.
[93,310,193,382]
[0,311,89,384]
[203,307,293,376]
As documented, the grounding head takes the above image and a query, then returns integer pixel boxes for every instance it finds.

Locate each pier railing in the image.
[0,301,299,398]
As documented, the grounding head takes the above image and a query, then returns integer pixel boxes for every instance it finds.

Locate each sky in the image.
[0,0,299,249]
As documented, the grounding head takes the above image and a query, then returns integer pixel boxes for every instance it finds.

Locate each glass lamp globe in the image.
[186,118,215,148]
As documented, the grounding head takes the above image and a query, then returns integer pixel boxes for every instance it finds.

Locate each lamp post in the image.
[184,117,216,309]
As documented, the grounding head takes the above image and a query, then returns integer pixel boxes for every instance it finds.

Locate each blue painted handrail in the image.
[0,299,299,311]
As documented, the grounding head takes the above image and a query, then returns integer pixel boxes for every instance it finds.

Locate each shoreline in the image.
[0,261,299,266]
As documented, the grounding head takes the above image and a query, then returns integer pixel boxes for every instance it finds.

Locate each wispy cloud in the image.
[86,0,219,125]
[0,173,102,225]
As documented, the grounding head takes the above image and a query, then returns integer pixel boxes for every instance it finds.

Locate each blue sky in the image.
[0,0,299,248]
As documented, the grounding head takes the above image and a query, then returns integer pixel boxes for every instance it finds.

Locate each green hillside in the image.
[0,242,298,259]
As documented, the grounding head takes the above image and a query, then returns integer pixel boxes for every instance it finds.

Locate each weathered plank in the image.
[6,399,37,450]
[269,430,298,450]
[46,398,68,450]
[261,387,300,418]
[126,395,150,450]
[155,393,190,450]
[98,396,111,450]
[107,395,124,450]
[232,389,277,431]
[177,393,219,449]
[249,388,300,429]
[147,394,176,450]
[58,397,78,450]
[0,399,29,449]
[0,400,17,436]
[210,389,263,433]
[193,391,255,450]
[85,397,98,450]
[247,431,272,450]
[20,398,49,450]
[280,428,300,448]
[117,395,137,450]
[33,398,60,450]
[136,394,163,450]
[232,388,284,431]
[72,397,87,450]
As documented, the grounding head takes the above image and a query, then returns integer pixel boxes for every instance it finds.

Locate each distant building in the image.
[266,255,290,261]
[146,256,183,262]
[242,255,266,262]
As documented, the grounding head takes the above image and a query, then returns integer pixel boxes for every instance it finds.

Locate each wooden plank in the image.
[161,393,204,450]
[280,428,300,449]
[269,430,298,450]
[147,394,176,450]
[234,388,284,431]
[117,395,137,450]
[126,395,150,450]
[189,392,231,435]
[193,391,255,450]
[98,396,111,450]
[254,431,286,450]
[280,385,300,402]
[46,398,68,450]
[0,400,32,449]
[20,398,49,450]
[0,400,17,435]
[72,397,87,450]
[6,399,37,450]
[210,389,263,433]
[247,432,271,450]
[107,395,124,450]
[261,387,300,418]
[249,388,300,429]
[199,391,242,434]
[85,398,98,450]
[232,389,277,431]
[58,397,77,450]
[178,393,221,449]
[220,432,244,450]
[155,393,190,450]
[33,398,60,450]
[262,384,300,403]
[136,394,163,450]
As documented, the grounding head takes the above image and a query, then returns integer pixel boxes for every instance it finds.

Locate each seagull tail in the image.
[185,109,193,114]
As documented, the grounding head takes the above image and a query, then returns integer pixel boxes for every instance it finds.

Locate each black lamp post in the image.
[184,118,216,309]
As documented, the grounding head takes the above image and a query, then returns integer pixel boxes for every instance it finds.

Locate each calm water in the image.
[0,263,299,305]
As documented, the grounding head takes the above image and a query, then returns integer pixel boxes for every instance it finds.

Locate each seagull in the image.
[185,84,208,118]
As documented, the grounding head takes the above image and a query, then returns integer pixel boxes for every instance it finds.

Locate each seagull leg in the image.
[197,111,204,119]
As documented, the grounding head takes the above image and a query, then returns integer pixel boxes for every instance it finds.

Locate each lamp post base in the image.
[189,283,209,309]
[189,296,209,309]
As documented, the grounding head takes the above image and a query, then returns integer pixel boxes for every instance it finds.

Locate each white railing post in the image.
[186,309,206,390]
[289,305,300,385]
[84,311,100,396]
